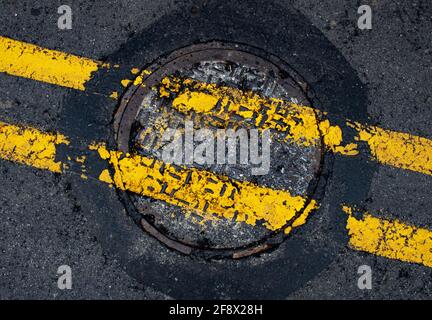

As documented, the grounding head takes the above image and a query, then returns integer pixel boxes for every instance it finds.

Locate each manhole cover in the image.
[114,42,325,259]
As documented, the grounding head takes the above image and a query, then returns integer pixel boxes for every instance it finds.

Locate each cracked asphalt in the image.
[0,0,431,299]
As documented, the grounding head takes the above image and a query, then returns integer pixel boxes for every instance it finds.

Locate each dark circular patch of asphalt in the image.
[59,0,376,299]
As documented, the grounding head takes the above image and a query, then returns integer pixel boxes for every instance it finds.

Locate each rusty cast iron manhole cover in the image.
[113,42,326,259]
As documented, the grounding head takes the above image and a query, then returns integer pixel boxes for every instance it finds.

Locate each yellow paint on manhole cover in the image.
[113,43,324,257]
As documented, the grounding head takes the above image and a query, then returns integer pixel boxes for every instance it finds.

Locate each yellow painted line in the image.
[0,36,106,90]
[91,143,318,232]
[349,122,432,176]
[0,122,69,172]
[343,206,432,268]
[158,76,432,177]
[0,36,153,98]
[159,77,357,155]
[0,120,316,232]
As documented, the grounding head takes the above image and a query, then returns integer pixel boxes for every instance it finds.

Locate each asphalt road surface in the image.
[0,0,431,299]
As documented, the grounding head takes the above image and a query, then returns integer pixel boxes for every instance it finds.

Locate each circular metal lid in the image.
[114,42,324,258]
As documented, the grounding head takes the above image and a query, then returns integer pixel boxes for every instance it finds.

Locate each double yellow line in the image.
[1,35,432,268]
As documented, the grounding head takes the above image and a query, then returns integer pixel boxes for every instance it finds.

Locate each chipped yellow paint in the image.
[121,69,151,89]
[5,119,432,268]
[133,76,143,86]
[0,36,106,90]
[350,122,432,176]
[160,77,356,155]
[109,91,119,100]
[284,200,318,235]
[121,79,131,87]
[131,68,140,75]
[98,168,114,185]
[0,122,68,172]
[133,74,145,86]
[343,206,432,268]
[92,143,317,231]
[159,77,432,176]
[319,120,358,155]
[0,128,316,232]
[2,37,432,178]
[75,155,86,164]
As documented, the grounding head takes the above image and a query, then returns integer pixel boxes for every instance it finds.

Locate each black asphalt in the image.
[0,0,431,299]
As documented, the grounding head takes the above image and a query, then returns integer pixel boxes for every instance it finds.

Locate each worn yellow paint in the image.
[160,77,356,155]
[0,122,69,172]
[131,68,140,75]
[5,119,432,268]
[0,36,105,90]
[121,79,131,87]
[159,77,432,176]
[284,201,318,235]
[319,120,358,155]
[75,155,86,164]
[350,122,432,176]
[343,206,432,268]
[109,91,119,100]
[121,69,151,88]
[91,143,317,231]
[2,37,432,178]
[133,74,145,86]
[0,124,316,232]
[98,168,114,185]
